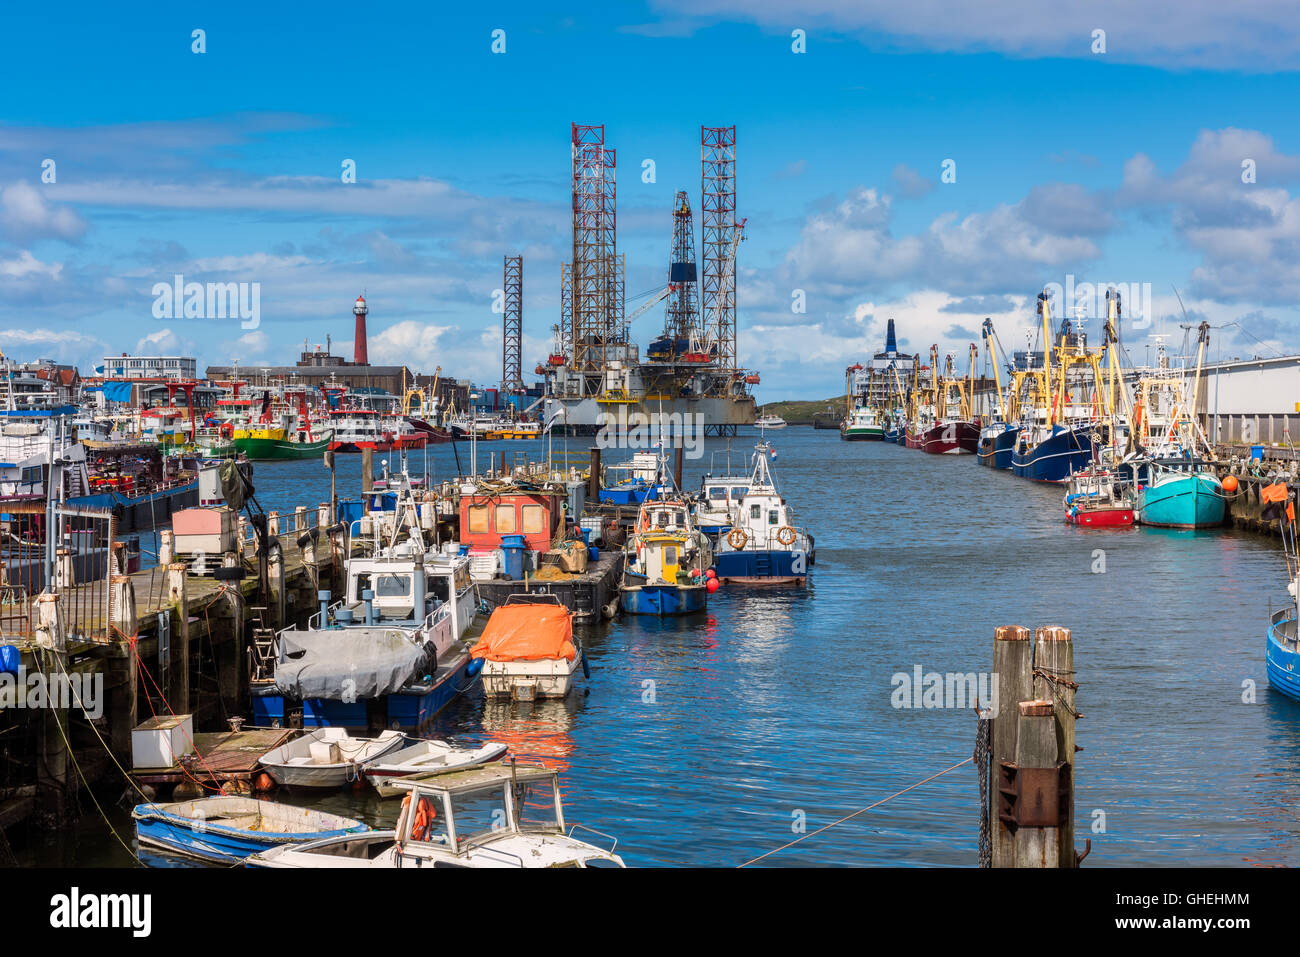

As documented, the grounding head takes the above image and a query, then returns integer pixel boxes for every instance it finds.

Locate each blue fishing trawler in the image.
[1010,419,1095,482]
[977,422,1017,470]
[712,441,813,585]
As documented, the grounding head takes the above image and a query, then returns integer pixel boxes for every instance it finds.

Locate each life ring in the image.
[727,527,748,550]
[411,795,437,841]
[219,422,234,439]
[776,526,797,546]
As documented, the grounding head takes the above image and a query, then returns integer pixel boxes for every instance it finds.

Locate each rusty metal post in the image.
[1012,700,1060,868]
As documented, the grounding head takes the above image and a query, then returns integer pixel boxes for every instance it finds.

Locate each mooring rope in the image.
[736,755,974,867]
[975,710,992,868]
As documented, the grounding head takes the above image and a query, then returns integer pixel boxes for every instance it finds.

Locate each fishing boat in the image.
[1121,327,1226,530]
[471,595,587,701]
[755,414,787,429]
[251,475,478,731]
[695,449,754,539]
[1125,457,1225,529]
[1010,290,1115,483]
[905,346,980,454]
[882,408,907,444]
[1266,482,1300,702]
[248,764,625,868]
[840,405,884,440]
[363,739,509,797]
[257,728,406,789]
[619,464,713,615]
[713,441,813,585]
[598,450,668,505]
[132,797,369,863]
[1063,467,1134,527]
[975,319,1018,469]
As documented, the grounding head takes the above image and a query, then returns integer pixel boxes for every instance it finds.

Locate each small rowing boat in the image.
[258,728,406,789]
[132,796,368,863]
[364,739,509,797]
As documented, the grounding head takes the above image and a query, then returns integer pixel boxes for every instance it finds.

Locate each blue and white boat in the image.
[619,463,712,615]
[599,450,670,505]
[1266,606,1300,702]
[132,796,368,864]
[252,475,479,732]
[1010,417,1096,482]
[712,441,813,586]
[977,421,1018,470]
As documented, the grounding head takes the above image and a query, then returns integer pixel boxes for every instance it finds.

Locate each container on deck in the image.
[500,533,528,580]
[172,507,236,555]
[131,715,194,770]
[1251,445,1265,460]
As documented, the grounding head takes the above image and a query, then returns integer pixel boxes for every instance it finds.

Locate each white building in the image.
[101,355,197,379]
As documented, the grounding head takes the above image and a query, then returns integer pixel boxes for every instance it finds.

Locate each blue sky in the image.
[3,1,1300,398]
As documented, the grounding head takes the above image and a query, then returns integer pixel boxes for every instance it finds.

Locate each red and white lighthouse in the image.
[353,295,369,365]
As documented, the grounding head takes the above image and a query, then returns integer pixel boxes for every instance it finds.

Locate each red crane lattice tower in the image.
[501,254,524,393]
[571,123,617,385]
[666,190,699,346]
[701,125,737,371]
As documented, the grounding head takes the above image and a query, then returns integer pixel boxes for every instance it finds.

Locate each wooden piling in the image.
[166,563,190,711]
[35,595,71,825]
[361,448,374,513]
[588,447,601,502]
[108,576,139,761]
[990,625,1031,868]
[1033,626,1077,866]
[1013,700,1059,869]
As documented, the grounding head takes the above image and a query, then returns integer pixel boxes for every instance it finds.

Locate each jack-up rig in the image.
[532,124,759,435]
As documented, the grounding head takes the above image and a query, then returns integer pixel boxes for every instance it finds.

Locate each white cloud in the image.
[646,0,1300,71]
[0,181,86,243]
[0,249,63,280]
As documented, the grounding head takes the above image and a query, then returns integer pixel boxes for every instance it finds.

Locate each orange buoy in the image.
[1222,474,1239,493]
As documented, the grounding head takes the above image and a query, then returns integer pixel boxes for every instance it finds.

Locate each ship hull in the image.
[714,549,807,586]
[1266,614,1300,702]
[618,583,707,616]
[840,425,885,441]
[1011,425,1094,483]
[1135,473,1226,529]
[909,422,979,454]
[977,425,1017,470]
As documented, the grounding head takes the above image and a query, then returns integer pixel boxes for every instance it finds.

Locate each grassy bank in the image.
[757,397,845,424]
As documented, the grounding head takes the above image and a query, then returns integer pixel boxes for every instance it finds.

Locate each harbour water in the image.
[16,429,1300,867]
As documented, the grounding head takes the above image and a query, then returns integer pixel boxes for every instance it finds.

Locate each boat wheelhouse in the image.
[248,764,625,868]
[713,441,813,586]
[840,406,884,441]
[619,485,713,616]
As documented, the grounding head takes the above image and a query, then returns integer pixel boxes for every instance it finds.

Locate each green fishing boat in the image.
[840,405,885,440]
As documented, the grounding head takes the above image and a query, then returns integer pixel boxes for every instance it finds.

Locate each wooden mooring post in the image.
[984,624,1082,868]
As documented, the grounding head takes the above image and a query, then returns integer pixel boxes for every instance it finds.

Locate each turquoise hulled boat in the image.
[1123,458,1225,529]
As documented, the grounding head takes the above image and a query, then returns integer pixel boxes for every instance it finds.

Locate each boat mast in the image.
[982,319,1004,423]
[1038,290,1054,428]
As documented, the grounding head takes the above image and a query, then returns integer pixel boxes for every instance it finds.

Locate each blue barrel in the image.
[578,527,599,561]
[1251,445,1265,460]
[500,534,528,580]
[0,644,18,676]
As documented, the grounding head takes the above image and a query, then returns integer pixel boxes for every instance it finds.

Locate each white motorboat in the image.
[472,595,585,701]
[364,739,509,797]
[755,414,787,429]
[247,764,624,868]
[257,728,406,789]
